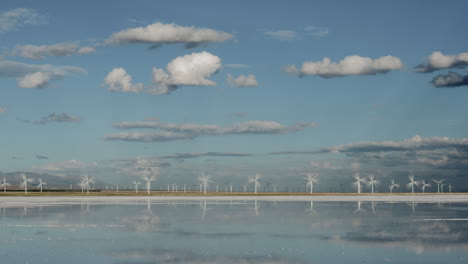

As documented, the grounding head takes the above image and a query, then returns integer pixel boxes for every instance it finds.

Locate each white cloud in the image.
[431,71,468,88]
[0,60,86,89]
[226,74,258,88]
[104,51,221,95]
[416,51,468,73]
[304,26,329,37]
[0,8,47,33]
[105,120,315,142]
[103,67,144,93]
[11,42,96,59]
[288,55,403,78]
[264,30,297,41]
[21,113,81,125]
[105,22,233,48]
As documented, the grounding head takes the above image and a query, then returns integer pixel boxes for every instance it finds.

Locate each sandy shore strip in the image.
[1,194,468,207]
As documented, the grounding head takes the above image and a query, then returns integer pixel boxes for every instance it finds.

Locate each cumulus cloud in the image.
[103,67,144,93]
[0,8,47,33]
[0,60,86,89]
[265,30,297,41]
[226,74,258,88]
[286,55,403,78]
[22,113,81,125]
[105,22,233,48]
[304,26,329,37]
[416,51,468,73]
[105,120,316,142]
[103,51,221,95]
[11,42,96,59]
[431,71,468,88]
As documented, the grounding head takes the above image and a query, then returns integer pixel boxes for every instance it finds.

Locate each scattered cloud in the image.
[224,64,249,69]
[105,120,316,142]
[308,161,337,170]
[105,22,233,48]
[0,8,47,33]
[35,155,48,160]
[160,152,253,159]
[226,74,258,88]
[0,60,86,89]
[103,67,144,93]
[0,106,7,114]
[285,55,403,78]
[103,51,221,95]
[431,71,468,88]
[21,113,81,125]
[304,26,329,37]
[416,51,468,73]
[10,42,96,59]
[264,30,297,41]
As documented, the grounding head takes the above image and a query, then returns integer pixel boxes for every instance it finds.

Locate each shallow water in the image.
[1,200,467,264]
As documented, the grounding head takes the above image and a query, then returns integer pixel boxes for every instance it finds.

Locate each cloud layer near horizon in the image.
[105,22,233,48]
[105,120,316,142]
[285,55,403,78]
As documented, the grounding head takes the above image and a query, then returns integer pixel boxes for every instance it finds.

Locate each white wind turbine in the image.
[133,180,140,193]
[142,174,155,194]
[78,180,86,193]
[352,173,366,194]
[20,174,33,195]
[406,174,419,194]
[1,178,10,192]
[198,171,213,195]
[389,179,399,193]
[448,183,454,193]
[432,179,444,194]
[249,173,262,194]
[37,178,47,192]
[272,184,278,193]
[81,174,95,195]
[366,174,379,193]
[420,180,431,193]
[304,173,319,194]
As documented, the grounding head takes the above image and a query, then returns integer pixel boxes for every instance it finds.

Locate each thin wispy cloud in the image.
[105,120,316,142]
[105,22,233,48]
[226,74,258,88]
[0,60,86,89]
[285,55,403,78]
[103,51,222,95]
[304,26,329,37]
[10,42,95,59]
[224,64,250,69]
[431,72,468,88]
[160,152,253,159]
[264,30,297,41]
[35,155,49,160]
[0,8,47,33]
[416,51,468,73]
[21,113,82,125]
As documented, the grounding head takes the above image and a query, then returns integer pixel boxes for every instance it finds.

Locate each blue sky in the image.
[1,0,467,191]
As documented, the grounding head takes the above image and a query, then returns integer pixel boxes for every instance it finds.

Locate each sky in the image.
[0,0,467,192]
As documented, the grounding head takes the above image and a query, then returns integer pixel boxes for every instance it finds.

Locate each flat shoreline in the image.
[1,193,468,206]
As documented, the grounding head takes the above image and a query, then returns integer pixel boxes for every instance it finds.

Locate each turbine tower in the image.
[432,179,445,194]
[304,173,319,194]
[353,173,366,194]
[366,174,379,193]
[420,180,431,193]
[1,178,10,192]
[249,173,262,194]
[406,174,419,194]
[198,171,213,194]
[132,180,140,193]
[37,178,47,192]
[20,174,33,195]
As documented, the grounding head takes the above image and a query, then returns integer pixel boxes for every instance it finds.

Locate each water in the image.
[1,199,467,264]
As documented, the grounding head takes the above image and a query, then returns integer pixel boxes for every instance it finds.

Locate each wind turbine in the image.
[142,174,155,194]
[249,173,262,194]
[78,180,86,193]
[132,180,140,193]
[20,174,33,195]
[37,178,47,192]
[366,174,379,193]
[198,171,213,194]
[389,179,399,193]
[420,180,431,193]
[432,179,445,194]
[406,174,419,194]
[352,173,366,194]
[1,178,10,192]
[82,175,95,195]
[272,184,278,193]
[304,173,319,194]
[448,183,454,193]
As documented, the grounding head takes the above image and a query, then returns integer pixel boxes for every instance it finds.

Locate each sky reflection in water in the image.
[1,200,467,264]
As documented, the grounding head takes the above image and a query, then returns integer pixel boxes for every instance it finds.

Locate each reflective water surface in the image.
[1,200,468,264]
